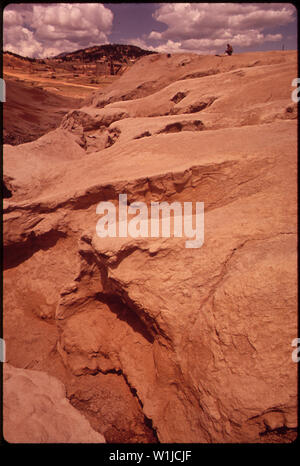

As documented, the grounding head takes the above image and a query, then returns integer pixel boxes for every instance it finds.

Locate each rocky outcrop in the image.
[3,50,297,443]
[62,51,297,155]
[3,364,105,443]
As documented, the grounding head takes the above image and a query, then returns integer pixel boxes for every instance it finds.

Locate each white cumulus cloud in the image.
[3,3,114,58]
[149,3,296,53]
[3,3,297,58]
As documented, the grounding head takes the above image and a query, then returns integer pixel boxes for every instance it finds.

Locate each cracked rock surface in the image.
[3,50,297,443]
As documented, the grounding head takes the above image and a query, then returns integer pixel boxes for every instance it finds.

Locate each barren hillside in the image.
[3,50,297,443]
[3,79,82,145]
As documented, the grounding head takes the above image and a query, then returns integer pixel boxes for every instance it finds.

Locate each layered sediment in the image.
[3,50,297,443]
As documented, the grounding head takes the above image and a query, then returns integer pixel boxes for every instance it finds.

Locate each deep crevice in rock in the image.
[184,98,216,113]
[122,371,159,443]
[134,130,152,139]
[3,181,13,198]
[93,364,159,442]
[105,127,121,148]
[95,293,155,344]
[171,91,188,104]
[3,230,67,270]
[158,120,205,134]
[260,426,297,436]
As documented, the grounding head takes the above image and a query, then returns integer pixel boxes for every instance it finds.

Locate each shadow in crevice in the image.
[259,426,298,437]
[134,130,152,140]
[183,96,217,114]
[121,370,159,443]
[171,91,188,104]
[95,292,155,344]
[158,120,204,134]
[3,230,67,270]
[2,181,13,198]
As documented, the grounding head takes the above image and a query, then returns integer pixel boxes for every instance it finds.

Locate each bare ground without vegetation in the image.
[3,50,298,443]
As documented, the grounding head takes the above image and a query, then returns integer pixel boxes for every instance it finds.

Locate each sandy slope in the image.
[3,79,82,145]
[3,50,298,443]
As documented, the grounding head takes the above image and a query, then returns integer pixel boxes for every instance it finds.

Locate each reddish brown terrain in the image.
[3,79,82,145]
[3,50,297,443]
[3,45,156,145]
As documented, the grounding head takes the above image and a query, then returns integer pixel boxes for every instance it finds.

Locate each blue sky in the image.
[107,3,297,52]
[3,3,298,58]
[107,3,165,42]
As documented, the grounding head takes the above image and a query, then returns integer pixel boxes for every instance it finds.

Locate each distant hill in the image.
[3,50,41,63]
[4,44,156,65]
[53,44,156,63]
[3,51,48,71]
